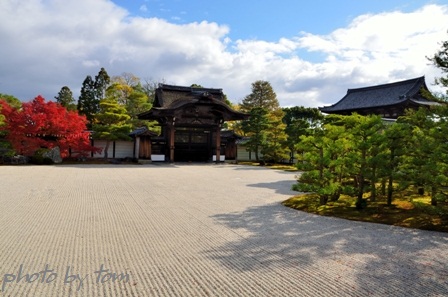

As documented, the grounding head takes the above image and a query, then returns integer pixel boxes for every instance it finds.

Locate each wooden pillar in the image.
[147,139,152,159]
[168,121,175,162]
[215,125,221,163]
[134,137,140,159]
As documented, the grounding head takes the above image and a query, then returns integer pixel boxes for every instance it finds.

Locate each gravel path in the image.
[0,164,447,296]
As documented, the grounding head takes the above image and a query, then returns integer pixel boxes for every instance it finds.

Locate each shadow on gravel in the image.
[205,203,448,296]
[247,180,297,195]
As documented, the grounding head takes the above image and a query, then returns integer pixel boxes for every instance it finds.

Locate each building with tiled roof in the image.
[319,76,441,118]
[138,84,248,162]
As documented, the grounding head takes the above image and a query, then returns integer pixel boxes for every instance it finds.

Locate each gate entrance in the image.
[174,128,210,162]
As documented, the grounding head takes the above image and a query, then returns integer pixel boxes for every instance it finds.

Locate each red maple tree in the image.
[0,95,99,158]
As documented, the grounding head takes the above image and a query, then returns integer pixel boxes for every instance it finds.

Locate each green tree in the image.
[240,80,284,162]
[296,118,353,205]
[78,68,111,128]
[282,106,324,162]
[383,121,407,205]
[77,75,97,127]
[0,94,21,149]
[240,80,279,112]
[105,79,158,132]
[241,107,269,162]
[261,108,289,163]
[399,107,448,206]
[92,97,132,159]
[427,33,448,98]
[0,93,21,109]
[55,86,76,111]
[94,67,111,101]
[343,114,385,208]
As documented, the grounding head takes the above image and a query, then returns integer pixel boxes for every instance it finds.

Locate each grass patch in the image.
[282,193,448,232]
[238,161,298,172]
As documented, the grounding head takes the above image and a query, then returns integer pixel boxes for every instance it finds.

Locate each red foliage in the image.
[0,96,100,158]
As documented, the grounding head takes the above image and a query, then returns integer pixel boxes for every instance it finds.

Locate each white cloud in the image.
[0,0,446,108]
[140,5,148,12]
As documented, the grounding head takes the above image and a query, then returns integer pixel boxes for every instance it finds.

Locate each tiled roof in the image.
[138,84,249,121]
[154,84,225,108]
[220,130,242,139]
[129,127,158,137]
[320,76,437,113]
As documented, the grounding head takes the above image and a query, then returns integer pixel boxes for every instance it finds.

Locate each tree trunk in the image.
[320,195,329,205]
[431,186,438,206]
[418,187,424,195]
[255,144,259,162]
[104,140,110,159]
[387,174,393,206]
[356,150,367,209]
[370,166,377,202]
[387,148,395,206]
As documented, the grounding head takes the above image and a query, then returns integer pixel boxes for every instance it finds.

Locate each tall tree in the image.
[55,86,76,111]
[240,80,279,112]
[240,80,283,161]
[92,97,132,159]
[78,68,111,128]
[383,121,407,205]
[142,78,165,104]
[427,33,448,98]
[398,107,448,206]
[282,106,324,162]
[105,80,158,132]
[261,108,289,163]
[94,67,111,101]
[0,96,97,158]
[241,107,269,162]
[77,75,97,127]
[343,114,385,208]
[112,72,140,87]
[296,118,353,205]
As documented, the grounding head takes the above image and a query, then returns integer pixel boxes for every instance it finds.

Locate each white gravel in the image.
[0,163,447,296]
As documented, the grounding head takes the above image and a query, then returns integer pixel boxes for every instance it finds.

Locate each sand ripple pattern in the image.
[0,164,447,296]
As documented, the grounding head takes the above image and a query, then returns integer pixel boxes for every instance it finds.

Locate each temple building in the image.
[319,76,441,119]
[137,84,248,162]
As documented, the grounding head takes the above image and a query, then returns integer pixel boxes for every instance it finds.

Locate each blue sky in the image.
[0,0,447,107]
[112,0,437,40]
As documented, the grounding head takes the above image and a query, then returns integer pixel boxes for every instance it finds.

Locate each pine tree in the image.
[78,68,111,128]
[240,80,283,162]
[295,118,353,205]
[240,80,279,112]
[77,75,97,128]
[55,86,76,111]
[241,107,269,162]
[282,106,324,162]
[94,67,111,101]
[427,34,448,98]
[92,97,132,159]
[261,108,289,163]
[341,114,385,208]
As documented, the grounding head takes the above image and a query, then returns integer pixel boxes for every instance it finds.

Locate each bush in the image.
[43,157,54,165]
[29,148,53,165]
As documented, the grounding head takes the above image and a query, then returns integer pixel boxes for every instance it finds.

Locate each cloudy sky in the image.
[0,0,447,108]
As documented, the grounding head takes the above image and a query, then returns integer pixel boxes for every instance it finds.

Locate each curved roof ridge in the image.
[158,84,223,93]
[404,76,426,98]
[346,76,425,94]
[319,76,430,116]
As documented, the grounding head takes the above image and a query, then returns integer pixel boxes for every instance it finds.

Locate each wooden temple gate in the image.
[138,84,248,162]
